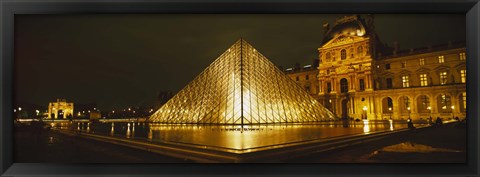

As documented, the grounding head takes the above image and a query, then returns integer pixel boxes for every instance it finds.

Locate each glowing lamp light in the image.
[427,106,431,110]
[13,109,16,113]
[451,106,455,109]
[18,107,22,111]
[362,106,367,111]
[407,107,411,111]
[388,107,392,111]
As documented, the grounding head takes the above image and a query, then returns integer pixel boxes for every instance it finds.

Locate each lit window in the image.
[341,49,347,60]
[385,63,391,70]
[403,96,410,109]
[420,74,428,86]
[401,61,406,68]
[438,56,445,63]
[460,69,466,83]
[440,72,448,85]
[459,52,466,61]
[463,92,467,110]
[402,75,409,88]
[440,94,451,110]
[420,95,430,111]
[419,58,425,66]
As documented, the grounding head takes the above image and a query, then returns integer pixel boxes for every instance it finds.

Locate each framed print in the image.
[1,0,479,176]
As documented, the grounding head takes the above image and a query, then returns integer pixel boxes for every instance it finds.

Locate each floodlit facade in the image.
[287,14,466,121]
[48,99,74,119]
[150,39,337,124]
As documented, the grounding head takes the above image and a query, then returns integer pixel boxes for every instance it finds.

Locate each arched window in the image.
[437,94,452,113]
[417,95,430,113]
[341,49,347,60]
[400,96,411,114]
[357,46,363,55]
[325,52,331,61]
[340,78,348,93]
[382,97,393,114]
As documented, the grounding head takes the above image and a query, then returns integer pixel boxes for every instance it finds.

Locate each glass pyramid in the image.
[150,39,337,124]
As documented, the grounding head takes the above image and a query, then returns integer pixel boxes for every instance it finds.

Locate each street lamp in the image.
[388,107,392,120]
[451,105,455,120]
[407,107,411,119]
[362,106,368,120]
[427,106,432,118]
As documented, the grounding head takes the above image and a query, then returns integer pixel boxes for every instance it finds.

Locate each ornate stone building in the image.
[48,99,74,119]
[287,15,466,121]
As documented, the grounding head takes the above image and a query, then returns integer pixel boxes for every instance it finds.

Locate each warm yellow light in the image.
[407,107,411,111]
[427,106,431,110]
[451,106,455,109]
[18,107,22,111]
[388,107,392,111]
[362,106,367,111]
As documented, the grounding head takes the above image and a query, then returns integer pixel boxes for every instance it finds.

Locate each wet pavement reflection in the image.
[62,120,412,150]
[370,142,461,154]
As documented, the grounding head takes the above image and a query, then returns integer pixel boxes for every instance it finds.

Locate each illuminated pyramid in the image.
[149,39,337,124]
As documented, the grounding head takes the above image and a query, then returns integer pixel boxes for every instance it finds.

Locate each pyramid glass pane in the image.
[150,39,337,124]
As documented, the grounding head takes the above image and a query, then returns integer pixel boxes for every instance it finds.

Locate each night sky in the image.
[14,14,465,111]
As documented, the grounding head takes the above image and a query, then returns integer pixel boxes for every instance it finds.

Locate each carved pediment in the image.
[416,67,431,73]
[322,35,368,48]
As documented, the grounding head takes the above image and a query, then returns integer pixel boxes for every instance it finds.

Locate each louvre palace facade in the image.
[287,15,466,121]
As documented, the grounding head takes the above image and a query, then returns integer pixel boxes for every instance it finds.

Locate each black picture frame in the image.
[1,0,479,176]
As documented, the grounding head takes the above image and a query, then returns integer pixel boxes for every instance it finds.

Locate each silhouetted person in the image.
[428,116,433,125]
[407,118,415,130]
[436,117,443,126]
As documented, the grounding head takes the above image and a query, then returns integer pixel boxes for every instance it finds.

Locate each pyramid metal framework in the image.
[149,39,337,124]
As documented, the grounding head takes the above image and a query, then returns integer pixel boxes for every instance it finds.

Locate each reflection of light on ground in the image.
[389,120,394,131]
[373,142,461,153]
[126,123,131,138]
[110,123,114,136]
[363,120,370,133]
[146,122,406,150]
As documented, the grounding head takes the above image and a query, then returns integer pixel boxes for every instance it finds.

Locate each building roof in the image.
[378,41,466,60]
[322,15,368,45]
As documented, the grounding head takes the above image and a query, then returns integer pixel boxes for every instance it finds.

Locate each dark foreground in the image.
[285,122,466,163]
[14,127,192,163]
[15,122,466,163]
